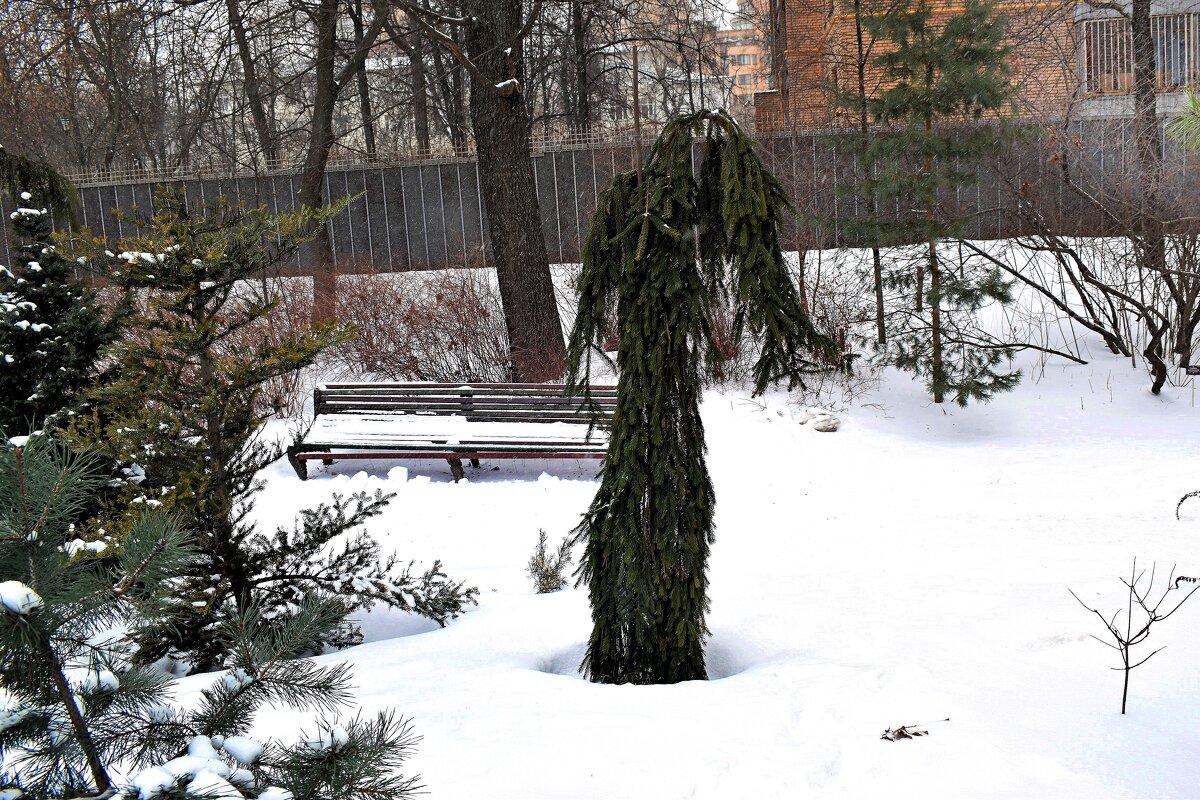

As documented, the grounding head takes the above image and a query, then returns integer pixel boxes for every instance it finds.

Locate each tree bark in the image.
[38,633,111,795]
[299,0,339,322]
[411,35,431,151]
[297,0,386,322]
[853,0,885,344]
[1130,0,1168,392]
[226,0,277,166]
[385,19,432,152]
[929,236,944,403]
[430,45,468,151]
[351,0,377,160]
[923,60,941,401]
[463,0,567,380]
[571,0,591,131]
[1130,0,1160,190]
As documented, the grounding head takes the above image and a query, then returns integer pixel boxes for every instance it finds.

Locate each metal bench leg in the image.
[286,446,309,480]
[470,458,481,469]
[448,458,465,482]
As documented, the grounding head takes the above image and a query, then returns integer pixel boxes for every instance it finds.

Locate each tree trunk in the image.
[299,0,339,323]
[298,0,385,321]
[431,47,466,152]
[411,36,431,151]
[352,0,377,160]
[1130,0,1160,190]
[39,633,112,795]
[1131,0,1168,392]
[226,0,277,165]
[463,0,567,380]
[853,0,885,344]
[387,20,432,152]
[923,57,941,402]
[929,236,944,403]
[571,0,591,131]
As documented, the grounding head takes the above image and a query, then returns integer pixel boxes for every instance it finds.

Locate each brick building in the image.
[754,0,1200,131]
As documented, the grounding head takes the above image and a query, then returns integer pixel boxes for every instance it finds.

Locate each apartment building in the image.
[754,0,1200,131]
[718,0,773,102]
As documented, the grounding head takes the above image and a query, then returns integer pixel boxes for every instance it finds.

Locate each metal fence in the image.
[2,119,1198,274]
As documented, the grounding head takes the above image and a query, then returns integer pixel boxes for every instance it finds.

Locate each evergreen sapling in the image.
[526,529,571,594]
[862,0,1021,404]
[0,434,422,800]
[0,197,123,434]
[73,192,475,670]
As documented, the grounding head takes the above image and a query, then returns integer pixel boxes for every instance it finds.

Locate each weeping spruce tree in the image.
[567,110,842,685]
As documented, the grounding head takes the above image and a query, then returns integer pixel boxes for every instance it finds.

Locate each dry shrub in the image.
[229,277,318,416]
[705,303,758,386]
[113,278,320,418]
[334,268,511,382]
[702,250,863,389]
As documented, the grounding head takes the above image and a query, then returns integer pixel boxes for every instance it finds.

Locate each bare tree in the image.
[1071,560,1199,715]
[393,0,567,380]
[293,0,387,319]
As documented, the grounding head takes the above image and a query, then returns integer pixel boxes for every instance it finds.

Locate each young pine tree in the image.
[567,110,843,684]
[76,192,475,670]
[0,198,124,434]
[0,435,421,800]
[864,0,1020,404]
[0,433,191,798]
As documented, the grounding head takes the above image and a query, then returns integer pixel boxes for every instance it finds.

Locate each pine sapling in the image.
[71,191,476,669]
[527,529,572,594]
[1070,559,1200,714]
[859,0,1021,404]
[0,434,424,799]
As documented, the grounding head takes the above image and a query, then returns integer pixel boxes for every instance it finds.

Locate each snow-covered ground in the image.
[166,336,1200,798]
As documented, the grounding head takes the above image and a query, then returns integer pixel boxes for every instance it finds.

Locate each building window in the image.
[735,53,757,66]
[738,74,753,85]
[1082,13,1200,94]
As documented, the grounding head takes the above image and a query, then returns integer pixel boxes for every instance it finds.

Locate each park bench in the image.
[286,382,616,481]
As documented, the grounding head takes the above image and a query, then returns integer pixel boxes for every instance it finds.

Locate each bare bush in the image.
[696,249,866,390]
[987,126,1200,394]
[334,269,511,382]
[232,277,319,416]
[1071,559,1199,715]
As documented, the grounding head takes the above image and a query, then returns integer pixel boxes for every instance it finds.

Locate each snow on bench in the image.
[286,382,616,481]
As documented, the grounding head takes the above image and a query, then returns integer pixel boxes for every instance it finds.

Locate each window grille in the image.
[1082,13,1200,94]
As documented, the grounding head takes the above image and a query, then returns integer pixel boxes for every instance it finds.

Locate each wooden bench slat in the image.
[318,388,617,397]
[296,451,607,461]
[320,382,615,391]
[292,381,617,481]
[314,398,614,410]
[303,442,606,451]
[316,410,608,425]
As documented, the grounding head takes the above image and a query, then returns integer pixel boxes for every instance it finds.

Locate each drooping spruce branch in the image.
[567,109,843,685]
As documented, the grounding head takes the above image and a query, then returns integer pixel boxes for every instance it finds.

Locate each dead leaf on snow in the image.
[881,722,943,741]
